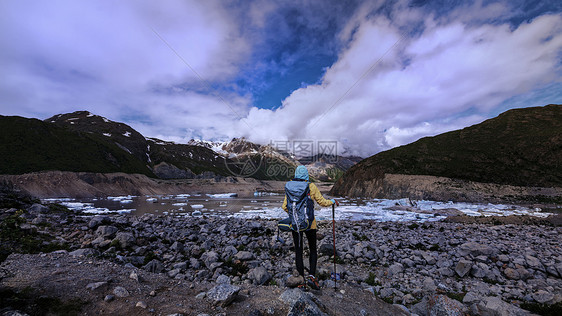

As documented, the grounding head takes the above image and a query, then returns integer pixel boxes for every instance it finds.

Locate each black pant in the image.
[291,229,317,277]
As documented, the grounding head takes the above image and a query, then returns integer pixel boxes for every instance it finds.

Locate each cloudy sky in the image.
[1,0,561,157]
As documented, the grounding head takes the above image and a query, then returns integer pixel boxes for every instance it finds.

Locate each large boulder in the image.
[113,232,136,248]
[206,283,240,307]
[247,266,271,285]
[427,294,467,316]
[96,225,118,238]
[455,260,472,277]
[475,296,531,316]
[458,242,496,258]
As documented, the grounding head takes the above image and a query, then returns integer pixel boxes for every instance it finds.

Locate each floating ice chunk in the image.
[146,198,157,202]
[207,193,238,198]
[120,199,133,204]
[176,194,191,198]
[82,208,113,214]
[173,203,187,206]
[191,204,204,209]
[192,210,202,216]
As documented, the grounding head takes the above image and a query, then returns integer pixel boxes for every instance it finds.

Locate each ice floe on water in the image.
[207,193,238,198]
[41,194,553,222]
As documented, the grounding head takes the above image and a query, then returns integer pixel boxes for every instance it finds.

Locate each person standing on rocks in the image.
[282,165,338,290]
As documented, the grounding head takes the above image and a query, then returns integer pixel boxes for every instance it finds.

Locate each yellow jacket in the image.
[282,182,334,230]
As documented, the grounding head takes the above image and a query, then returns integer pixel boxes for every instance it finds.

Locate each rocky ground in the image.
[1,194,562,315]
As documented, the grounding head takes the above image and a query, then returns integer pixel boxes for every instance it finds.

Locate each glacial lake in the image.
[42,193,555,223]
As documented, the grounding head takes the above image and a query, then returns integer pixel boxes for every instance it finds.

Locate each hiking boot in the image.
[306,275,320,290]
[297,283,309,292]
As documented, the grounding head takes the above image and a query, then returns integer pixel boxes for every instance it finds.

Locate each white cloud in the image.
[240,7,562,157]
[0,0,252,134]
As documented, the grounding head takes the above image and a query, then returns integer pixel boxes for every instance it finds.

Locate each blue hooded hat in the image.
[294,165,309,181]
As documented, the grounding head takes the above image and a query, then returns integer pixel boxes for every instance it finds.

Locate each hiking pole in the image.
[332,203,337,291]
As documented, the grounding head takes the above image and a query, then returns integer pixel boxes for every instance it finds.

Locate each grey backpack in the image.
[284,180,314,231]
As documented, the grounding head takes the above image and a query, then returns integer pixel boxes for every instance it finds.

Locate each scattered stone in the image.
[387,263,404,277]
[96,225,118,238]
[286,276,304,288]
[86,281,107,291]
[476,296,531,316]
[143,259,164,273]
[69,248,100,257]
[113,232,136,248]
[247,266,271,285]
[216,274,231,285]
[455,260,472,277]
[136,301,148,309]
[532,290,554,304]
[113,286,130,298]
[235,251,254,261]
[104,294,115,302]
[129,270,139,282]
[504,267,520,280]
[427,294,467,316]
[206,283,240,307]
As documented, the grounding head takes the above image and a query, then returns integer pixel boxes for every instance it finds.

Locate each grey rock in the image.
[190,257,201,270]
[463,291,480,304]
[422,277,436,293]
[286,275,304,288]
[86,281,107,290]
[201,251,219,269]
[459,242,495,257]
[136,301,148,309]
[532,290,554,304]
[379,288,394,298]
[235,251,254,261]
[206,283,240,307]
[168,269,181,278]
[104,294,115,302]
[247,266,271,285]
[96,225,118,238]
[525,255,543,271]
[170,241,184,252]
[88,215,110,229]
[113,286,130,298]
[173,262,187,270]
[288,299,326,316]
[216,274,231,285]
[388,263,404,277]
[455,260,472,277]
[427,294,466,316]
[471,263,489,278]
[422,252,436,265]
[113,232,135,248]
[69,248,100,257]
[223,245,238,258]
[143,259,164,273]
[28,203,49,214]
[504,268,520,280]
[476,296,530,316]
[411,297,428,316]
[2,310,31,316]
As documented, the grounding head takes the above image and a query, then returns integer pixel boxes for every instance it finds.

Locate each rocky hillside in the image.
[332,104,562,198]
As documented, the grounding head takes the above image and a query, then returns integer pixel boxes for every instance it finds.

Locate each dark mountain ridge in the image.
[1,111,357,181]
[331,104,562,198]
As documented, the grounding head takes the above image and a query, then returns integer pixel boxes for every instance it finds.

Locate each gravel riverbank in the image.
[1,200,561,315]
